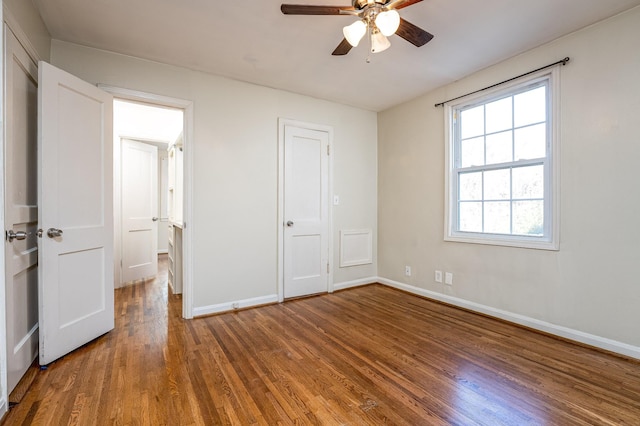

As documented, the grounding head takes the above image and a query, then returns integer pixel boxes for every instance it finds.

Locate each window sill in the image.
[445,232,559,251]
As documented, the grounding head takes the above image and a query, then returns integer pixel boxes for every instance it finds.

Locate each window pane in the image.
[514,123,546,161]
[514,86,546,127]
[513,165,544,199]
[461,105,484,139]
[459,172,482,200]
[485,97,512,134]
[461,136,484,167]
[484,169,510,200]
[460,202,482,232]
[484,201,510,234]
[486,131,512,165]
[513,200,543,235]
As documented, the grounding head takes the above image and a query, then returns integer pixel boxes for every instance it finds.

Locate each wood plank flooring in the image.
[3,259,640,424]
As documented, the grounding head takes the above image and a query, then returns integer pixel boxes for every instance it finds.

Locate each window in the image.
[445,70,559,250]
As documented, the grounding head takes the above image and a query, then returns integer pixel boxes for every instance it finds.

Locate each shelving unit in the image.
[167,132,184,294]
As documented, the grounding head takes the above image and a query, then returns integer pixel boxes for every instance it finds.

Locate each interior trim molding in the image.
[3,5,41,63]
[377,277,640,361]
[339,229,373,267]
[333,277,377,292]
[186,275,640,360]
[193,294,279,318]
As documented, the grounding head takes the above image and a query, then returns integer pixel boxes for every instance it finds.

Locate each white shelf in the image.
[167,132,183,295]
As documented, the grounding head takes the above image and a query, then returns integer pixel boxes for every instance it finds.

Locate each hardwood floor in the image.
[3,262,640,424]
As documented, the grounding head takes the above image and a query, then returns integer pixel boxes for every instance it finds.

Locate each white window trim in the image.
[444,67,560,251]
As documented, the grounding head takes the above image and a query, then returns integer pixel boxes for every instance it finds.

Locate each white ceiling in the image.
[33,0,640,111]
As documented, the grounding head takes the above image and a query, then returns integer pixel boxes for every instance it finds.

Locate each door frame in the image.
[277,118,334,302]
[101,85,195,319]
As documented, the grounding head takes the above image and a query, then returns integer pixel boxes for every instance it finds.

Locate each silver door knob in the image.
[6,230,27,242]
[47,228,63,238]
[152,217,159,222]
[286,221,294,227]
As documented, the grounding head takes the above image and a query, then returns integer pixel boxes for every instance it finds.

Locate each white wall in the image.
[50,40,378,310]
[378,7,640,354]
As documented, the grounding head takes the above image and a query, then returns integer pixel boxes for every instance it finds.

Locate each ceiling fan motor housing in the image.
[353,0,389,9]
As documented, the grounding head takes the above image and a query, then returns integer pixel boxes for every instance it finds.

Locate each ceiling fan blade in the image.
[395,18,434,47]
[281,4,354,15]
[332,38,353,56]
[386,0,423,10]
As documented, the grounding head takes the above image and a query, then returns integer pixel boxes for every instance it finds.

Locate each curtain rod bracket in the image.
[434,57,570,108]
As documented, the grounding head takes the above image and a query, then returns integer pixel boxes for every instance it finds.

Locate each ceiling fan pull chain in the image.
[366,26,372,63]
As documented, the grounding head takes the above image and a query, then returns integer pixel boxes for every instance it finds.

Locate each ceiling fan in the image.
[281,0,434,56]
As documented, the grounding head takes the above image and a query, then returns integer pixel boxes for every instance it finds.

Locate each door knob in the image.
[152,217,159,222]
[47,228,64,238]
[6,230,27,242]
[286,221,294,227]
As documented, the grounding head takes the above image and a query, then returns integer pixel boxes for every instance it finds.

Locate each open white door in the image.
[38,61,114,365]
[283,125,330,298]
[121,139,158,283]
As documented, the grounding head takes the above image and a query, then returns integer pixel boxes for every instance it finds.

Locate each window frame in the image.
[444,68,560,250]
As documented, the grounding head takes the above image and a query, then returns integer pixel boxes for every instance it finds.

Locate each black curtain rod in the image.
[434,57,570,108]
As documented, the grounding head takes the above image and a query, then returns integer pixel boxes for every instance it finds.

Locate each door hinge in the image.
[327,145,330,156]
[326,262,330,274]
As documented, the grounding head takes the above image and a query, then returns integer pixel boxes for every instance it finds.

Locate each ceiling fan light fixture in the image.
[343,20,367,47]
[370,30,390,53]
[375,9,400,37]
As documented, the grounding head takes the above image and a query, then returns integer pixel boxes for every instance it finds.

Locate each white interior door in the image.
[121,139,158,283]
[283,125,329,298]
[38,61,114,365]
[4,26,39,393]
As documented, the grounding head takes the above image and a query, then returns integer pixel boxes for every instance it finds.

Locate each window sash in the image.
[453,161,547,236]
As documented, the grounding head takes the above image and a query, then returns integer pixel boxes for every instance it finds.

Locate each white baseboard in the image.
[193,294,278,317]
[378,277,640,361]
[332,276,377,292]
[187,277,640,360]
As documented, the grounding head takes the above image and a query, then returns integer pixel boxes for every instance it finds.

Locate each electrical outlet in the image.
[445,272,453,286]
[435,270,443,283]
[333,195,340,205]
[405,266,412,276]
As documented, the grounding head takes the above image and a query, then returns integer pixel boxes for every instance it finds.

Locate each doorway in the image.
[278,119,334,301]
[108,90,193,318]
